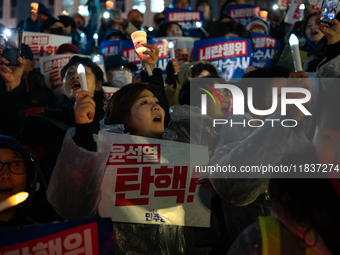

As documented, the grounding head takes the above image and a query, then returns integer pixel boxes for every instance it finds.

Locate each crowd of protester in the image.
[0,0,340,254]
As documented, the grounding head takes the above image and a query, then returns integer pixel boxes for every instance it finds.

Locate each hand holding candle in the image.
[77,64,88,91]
[131,31,153,76]
[289,34,302,72]
[0,192,28,212]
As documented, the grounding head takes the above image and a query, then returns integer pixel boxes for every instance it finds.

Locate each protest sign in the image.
[194,37,252,80]
[278,0,288,9]
[102,86,119,111]
[0,218,114,255]
[157,36,199,65]
[39,54,91,96]
[100,39,120,59]
[164,8,204,37]
[23,32,72,68]
[251,32,280,68]
[226,4,260,26]
[120,39,170,74]
[98,132,210,227]
[284,0,304,24]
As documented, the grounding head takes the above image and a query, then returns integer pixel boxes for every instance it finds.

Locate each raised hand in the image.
[74,91,96,124]
[0,57,26,92]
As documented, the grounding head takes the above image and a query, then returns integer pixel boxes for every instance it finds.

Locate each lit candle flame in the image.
[169,41,174,48]
[0,192,29,212]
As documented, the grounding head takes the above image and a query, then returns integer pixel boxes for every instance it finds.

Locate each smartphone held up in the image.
[320,0,340,27]
[0,27,23,66]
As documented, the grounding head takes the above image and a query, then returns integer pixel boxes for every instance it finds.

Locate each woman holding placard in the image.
[47,81,197,254]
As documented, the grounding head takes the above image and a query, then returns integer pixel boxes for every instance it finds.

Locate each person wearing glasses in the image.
[0,135,34,227]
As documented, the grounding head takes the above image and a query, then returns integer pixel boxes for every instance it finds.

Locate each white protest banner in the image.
[23,32,72,68]
[39,54,90,96]
[102,86,119,111]
[98,132,210,227]
[284,0,304,24]
[157,36,199,66]
[278,0,288,10]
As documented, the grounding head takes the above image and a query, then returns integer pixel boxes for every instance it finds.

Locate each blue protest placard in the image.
[0,218,114,254]
[164,8,204,37]
[226,4,260,26]
[194,37,253,80]
[251,32,280,68]
[100,40,121,59]
[119,39,170,74]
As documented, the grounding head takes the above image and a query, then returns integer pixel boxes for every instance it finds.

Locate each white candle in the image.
[169,40,175,60]
[80,32,85,43]
[143,54,153,76]
[195,21,209,37]
[77,64,88,91]
[289,34,302,72]
[93,33,98,47]
[0,192,28,212]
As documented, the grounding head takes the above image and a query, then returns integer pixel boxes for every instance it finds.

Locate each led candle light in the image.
[131,31,153,76]
[169,40,175,60]
[0,192,28,212]
[93,33,99,47]
[80,32,85,43]
[289,34,302,72]
[195,21,209,37]
[77,64,88,91]
[168,41,178,75]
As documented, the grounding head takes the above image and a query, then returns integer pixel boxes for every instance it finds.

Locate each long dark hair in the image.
[104,83,163,133]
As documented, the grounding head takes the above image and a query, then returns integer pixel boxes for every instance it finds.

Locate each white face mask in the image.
[110,71,133,88]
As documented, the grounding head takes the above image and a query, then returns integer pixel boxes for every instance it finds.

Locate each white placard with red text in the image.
[102,86,119,111]
[98,132,210,227]
[23,32,72,68]
[278,0,288,10]
[39,54,90,96]
[157,36,199,66]
[284,0,304,24]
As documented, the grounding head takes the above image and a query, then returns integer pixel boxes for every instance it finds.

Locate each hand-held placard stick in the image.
[289,34,302,72]
[77,64,88,91]
[131,31,153,76]
[0,192,28,212]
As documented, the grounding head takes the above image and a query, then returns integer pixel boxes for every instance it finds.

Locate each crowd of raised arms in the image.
[0,0,340,254]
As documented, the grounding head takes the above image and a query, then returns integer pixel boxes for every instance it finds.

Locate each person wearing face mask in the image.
[195,0,216,31]
[104,55,138,88]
